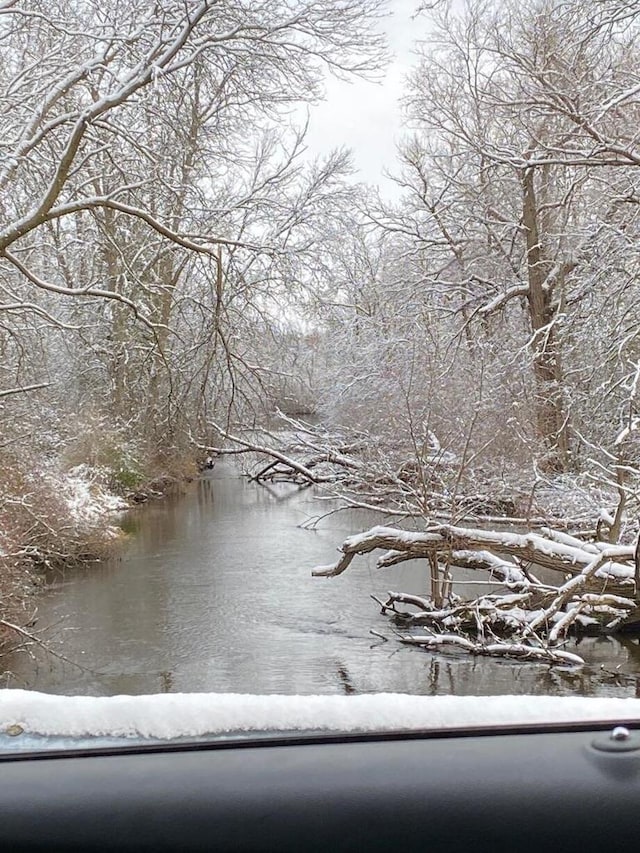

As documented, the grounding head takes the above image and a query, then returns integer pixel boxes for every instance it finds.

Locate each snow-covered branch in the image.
[313,519,640,664]
[312,524,635,582]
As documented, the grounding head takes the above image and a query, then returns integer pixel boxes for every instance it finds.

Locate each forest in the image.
[2,0,640,666]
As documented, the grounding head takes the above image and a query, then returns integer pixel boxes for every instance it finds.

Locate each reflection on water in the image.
[7,463,640,697]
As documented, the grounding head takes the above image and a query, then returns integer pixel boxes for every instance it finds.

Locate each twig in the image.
[0,619,93,671]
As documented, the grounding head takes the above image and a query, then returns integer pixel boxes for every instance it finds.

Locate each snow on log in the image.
[207,422,336,484]
[399,633,585,666]
[312,523,635,585]
[313,522,640,663]
[204,421,364,485]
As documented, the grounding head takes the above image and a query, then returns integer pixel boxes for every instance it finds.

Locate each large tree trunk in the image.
[522,167,570,472]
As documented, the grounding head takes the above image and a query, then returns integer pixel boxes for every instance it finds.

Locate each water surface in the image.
[8,464,640,697]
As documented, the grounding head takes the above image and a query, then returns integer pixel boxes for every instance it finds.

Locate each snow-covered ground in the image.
[60,464,128,525]
[1,691,640,742]
[55,464,128,542]
[0,463,127,559]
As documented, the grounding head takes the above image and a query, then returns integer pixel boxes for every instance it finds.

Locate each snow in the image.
[344,526,439,550]
[594,561,634,579]
[2,691,640,741]
[541,528,601,555]
[60,464,128,524]
[614,417,640,447]
[598,508,615,527]
[343,525,636,580]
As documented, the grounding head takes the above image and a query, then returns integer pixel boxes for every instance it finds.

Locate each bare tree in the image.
[0,0,387,438]
[367,0,640,476]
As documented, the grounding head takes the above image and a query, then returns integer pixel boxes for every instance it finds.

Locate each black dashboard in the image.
[1,722,638,851]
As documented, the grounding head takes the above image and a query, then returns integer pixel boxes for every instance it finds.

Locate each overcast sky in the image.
[304,0,422,194]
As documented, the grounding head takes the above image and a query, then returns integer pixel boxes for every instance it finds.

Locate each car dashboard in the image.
[1,721,638,851]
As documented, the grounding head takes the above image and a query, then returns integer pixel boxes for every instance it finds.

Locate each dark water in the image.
[8,464,640,697]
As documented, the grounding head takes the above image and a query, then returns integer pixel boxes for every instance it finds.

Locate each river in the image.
[8,463,640,697]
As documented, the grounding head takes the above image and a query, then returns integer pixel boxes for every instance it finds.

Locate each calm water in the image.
[8,463,640,697]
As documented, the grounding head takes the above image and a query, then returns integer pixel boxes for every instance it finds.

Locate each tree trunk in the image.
[522,167,570,472]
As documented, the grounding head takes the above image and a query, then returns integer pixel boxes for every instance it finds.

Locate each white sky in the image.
[304,0,422,194]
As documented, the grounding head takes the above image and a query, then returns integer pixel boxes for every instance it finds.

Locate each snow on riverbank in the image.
[0,463,127,559]
[2,691,640,740]
[57,464,128,532]
[0,463,129,635]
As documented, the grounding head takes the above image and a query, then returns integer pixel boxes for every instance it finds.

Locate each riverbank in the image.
[0,451,197,657]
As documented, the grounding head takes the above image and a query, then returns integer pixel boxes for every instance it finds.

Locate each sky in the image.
[304,0,422,194]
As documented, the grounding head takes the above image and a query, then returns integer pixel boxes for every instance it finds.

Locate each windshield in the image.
[2,0,640,749]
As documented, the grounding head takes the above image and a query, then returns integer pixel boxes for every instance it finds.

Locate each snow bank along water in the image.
[1,691,640,741]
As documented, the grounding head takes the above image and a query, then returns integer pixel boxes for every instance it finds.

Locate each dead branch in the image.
[207,421,337,484]
[312,523,635,584]
[313,521,640,664]
[399,632,585,666]
[0,619,91,670]
[0,383,50,398]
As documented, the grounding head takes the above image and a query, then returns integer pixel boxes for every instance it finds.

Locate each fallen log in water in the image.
[205,421,360,485]
[199,417,604,531]
[398,633,586,666]
[312,523,640,666]
[312,524,635,584]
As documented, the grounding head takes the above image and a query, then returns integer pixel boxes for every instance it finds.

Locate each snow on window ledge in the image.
[1,691,640,741]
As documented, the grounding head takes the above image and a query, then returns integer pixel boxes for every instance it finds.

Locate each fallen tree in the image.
[200,414,595,527]
[202,415,640,666]
[312,523,640,666]
[205,419,361,486]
